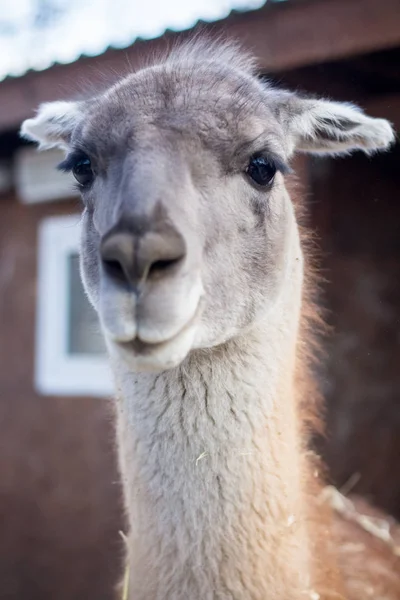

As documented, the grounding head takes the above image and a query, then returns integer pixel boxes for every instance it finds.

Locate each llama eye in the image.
[246,155,276,187]
[72,154,94,186]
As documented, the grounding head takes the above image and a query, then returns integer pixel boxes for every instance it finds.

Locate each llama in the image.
[22,40,400,600]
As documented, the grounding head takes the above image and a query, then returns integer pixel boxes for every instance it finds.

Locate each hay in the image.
[320,486,400,557]
[119,531,130,600]
[195,451,209,465]
[121,564,130,600]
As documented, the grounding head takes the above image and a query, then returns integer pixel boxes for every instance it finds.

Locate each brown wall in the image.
[276,46,400,519]
[310,145,400,517]
[0,195,123,600]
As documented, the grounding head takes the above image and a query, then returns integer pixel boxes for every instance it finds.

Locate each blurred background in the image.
[0,0,399,598]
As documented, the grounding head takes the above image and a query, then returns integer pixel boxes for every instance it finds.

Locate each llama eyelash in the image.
[57,150,90,173]
[252,151,291,176]
[234,143,292,176]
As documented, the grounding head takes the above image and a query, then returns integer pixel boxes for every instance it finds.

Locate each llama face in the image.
[21,43,394,372]
[71,66,296,370]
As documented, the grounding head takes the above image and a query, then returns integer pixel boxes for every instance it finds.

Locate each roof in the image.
[0,0,399,134]
[0,0,287,81]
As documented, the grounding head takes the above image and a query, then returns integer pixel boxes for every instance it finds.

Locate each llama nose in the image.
[100,227,187,287]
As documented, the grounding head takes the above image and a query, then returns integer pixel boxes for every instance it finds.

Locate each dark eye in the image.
[246,155,276,187]
[72,155,94,186]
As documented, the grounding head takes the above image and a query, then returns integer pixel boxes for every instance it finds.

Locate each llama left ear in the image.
[20,101,82,150]
[277,94,395,156]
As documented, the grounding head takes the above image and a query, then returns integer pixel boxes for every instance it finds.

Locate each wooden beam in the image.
[0,0,399,132]
[232,0,400,72]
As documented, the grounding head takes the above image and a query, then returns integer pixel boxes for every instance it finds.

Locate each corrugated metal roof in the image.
[0,0,286,82]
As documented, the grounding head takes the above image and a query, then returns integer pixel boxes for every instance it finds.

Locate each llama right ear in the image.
[274,93,395,156]
[20,101,82,150]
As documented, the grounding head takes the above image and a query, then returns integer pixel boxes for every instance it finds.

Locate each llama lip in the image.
[116,299,203,357]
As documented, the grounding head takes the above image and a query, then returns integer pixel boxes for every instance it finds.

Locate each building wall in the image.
[310,144,400,518]
[0,195,123,600]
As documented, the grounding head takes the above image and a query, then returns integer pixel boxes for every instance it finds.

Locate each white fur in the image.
[112,226,311,599]
[289,98,395,155]
[20,101,80,149]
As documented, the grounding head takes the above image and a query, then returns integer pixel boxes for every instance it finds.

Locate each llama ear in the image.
[20,101,82,150]
[277,95,395,156]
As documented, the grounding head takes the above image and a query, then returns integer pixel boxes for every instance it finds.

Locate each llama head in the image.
[21,41,395,372]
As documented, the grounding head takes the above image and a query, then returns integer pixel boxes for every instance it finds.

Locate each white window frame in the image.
[36,214,114,397]
[15,147,79,204]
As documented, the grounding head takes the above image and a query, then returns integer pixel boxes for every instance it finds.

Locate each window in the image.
[36,214,113,397]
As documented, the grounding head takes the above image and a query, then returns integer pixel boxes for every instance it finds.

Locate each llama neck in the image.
[113,263,324,599]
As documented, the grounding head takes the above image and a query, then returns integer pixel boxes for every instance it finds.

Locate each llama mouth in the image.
[115,300,203,361]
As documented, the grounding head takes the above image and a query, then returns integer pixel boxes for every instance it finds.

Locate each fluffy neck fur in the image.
[112,233,337,600]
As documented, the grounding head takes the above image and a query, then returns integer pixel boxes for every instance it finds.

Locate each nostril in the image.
[100,232,135,285]
[102,258,127,283]
[148,256,184,277]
